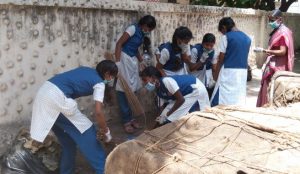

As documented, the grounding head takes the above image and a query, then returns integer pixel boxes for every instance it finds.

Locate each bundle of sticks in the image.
[104,52,145,117]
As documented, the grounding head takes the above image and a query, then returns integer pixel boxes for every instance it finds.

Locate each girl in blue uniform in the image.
[155,26,203,77]
[140,66,210,125]
[211,17,251,106]
[190,33,217,98]
[30,60,118,174]
[115,15,156,133]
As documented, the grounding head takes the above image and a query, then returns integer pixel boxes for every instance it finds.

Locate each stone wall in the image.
[0,0,299,126]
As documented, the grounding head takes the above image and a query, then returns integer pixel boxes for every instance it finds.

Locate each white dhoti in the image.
[161,79,210,122]
[30,81,92,142]
[211,66,247,106]
[191,69,206,85]
[116,51,141,92]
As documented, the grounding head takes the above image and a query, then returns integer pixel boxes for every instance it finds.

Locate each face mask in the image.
[203,47,213,53]
[179,44,189,54]
[269,20,280,29]
[145,82,156,91]
[179,43,188,49]
[142,30,150,35]
[103,79,113,84]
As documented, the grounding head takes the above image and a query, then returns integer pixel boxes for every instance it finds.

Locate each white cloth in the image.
[156,47,189,76]
[160,78,210,122]
[210,66,247,106]
[205,69,215,89]
[219,35,228,53]
[30,81,93,142]
[162,77,179,95]
[179,44,191,56]
[164,67,188,76]
[158,48,171,65]
[116,51,141,92]
[125,25,136,37]
[190,48,218,86]
[93,83,105,102]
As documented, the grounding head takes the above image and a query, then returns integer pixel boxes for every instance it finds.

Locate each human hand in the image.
[155,115,168,124]
[200,52,209,63]
[179,44,190,54]
[97,127,112,143]
[139,62,146,71]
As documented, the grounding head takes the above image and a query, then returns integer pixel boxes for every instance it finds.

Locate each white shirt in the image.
[156,45,191,66]
[93,83,105,102]
[191,47,218,64]
[162,77,179,95]
[30,81,105,142]
[219,35,228,53]
[125,25,136,37]
[158,77,180,105]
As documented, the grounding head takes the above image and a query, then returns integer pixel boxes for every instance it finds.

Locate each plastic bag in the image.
[1,129,60,174]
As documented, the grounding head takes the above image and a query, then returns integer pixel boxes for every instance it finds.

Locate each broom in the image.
[104,51,145,117]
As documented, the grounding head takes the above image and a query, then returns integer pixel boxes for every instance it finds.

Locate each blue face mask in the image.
[142,30,150,36]
[145,82,156,91]
[103,79,113,84]
[269,20,280,29]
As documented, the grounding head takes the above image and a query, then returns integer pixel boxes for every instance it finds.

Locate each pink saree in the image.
[256,24,294,107]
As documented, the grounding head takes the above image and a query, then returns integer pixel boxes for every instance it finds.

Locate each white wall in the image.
[0,0,299,125]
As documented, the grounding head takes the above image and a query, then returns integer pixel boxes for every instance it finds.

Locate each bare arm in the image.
[166,91,185,116]
[115,32,130,62]
[156,61,167,77]
[265,46,287,57]
[182,53,205,72]
[94,101,108,134]
[213,52,225,81]
[136,52,143,62]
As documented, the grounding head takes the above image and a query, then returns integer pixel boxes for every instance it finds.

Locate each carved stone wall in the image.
[0,0,299,127]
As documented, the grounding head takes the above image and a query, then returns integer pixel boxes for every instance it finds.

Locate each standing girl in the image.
[190,33,217,97]
[115,15,156,133]
[211,17,251,107]
[155,26,202,76]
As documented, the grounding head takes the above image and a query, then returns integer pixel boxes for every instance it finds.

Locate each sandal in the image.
[123,122,134,134]
[131,119,142,129]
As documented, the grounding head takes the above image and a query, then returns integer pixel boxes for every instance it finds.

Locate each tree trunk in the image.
[266,0,275,10]
[279,0,297,12]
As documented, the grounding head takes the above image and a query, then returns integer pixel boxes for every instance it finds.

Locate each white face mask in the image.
[203,47,213,53]
[145,82,156,91]
[178,44,189,54]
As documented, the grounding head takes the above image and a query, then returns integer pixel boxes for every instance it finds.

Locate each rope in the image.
[135,121,294,174]
[131,107,300,173]
[209,106,300,121]
[133,116,193,174]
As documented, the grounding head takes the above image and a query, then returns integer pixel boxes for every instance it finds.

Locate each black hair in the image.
[218,17,235,33]
[139,66,162,79]
[202,33,216,43]
[171,26,193,52]
[96,60,118,79]
[138,15,156,30]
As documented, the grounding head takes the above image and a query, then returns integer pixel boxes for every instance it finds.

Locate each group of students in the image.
[115,15,251,132]
[29,15,253,174]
